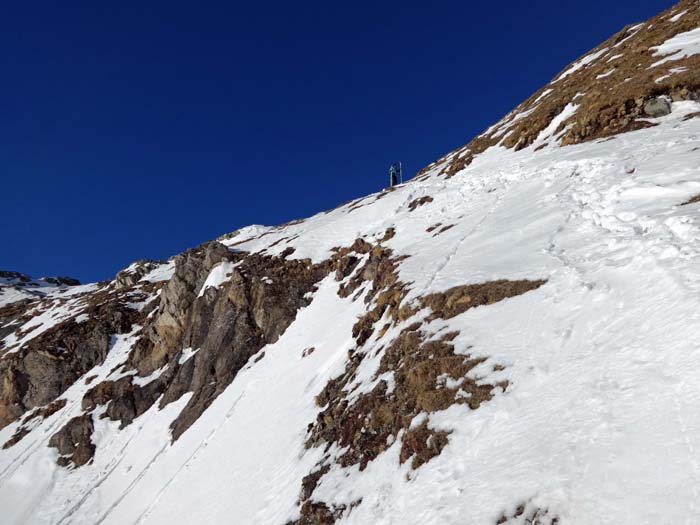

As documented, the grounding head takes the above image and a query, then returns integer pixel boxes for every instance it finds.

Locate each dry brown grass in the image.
[421,279,547,321]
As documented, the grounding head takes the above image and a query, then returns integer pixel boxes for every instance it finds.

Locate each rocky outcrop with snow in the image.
[2,2,700,524]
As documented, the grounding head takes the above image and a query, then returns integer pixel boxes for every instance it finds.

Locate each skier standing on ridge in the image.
[389,163,400,187]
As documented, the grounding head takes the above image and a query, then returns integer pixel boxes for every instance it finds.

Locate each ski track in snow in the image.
[1,101,700,524]
[131,391,246,525]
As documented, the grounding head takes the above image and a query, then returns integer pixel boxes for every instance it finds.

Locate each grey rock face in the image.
[114,259,166,289]
[0,288,150,430]
[48,414,95,467]
[2,239,330,466]
[122,241,325,440]
[644,96,671,117]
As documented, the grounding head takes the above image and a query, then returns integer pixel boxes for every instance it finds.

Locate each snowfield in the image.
[1,97,700,524]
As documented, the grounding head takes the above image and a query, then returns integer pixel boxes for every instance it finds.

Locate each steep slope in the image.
[2,2,700,524]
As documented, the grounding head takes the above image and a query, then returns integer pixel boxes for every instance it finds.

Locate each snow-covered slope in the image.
[2,2,700,524]
[0,271,82,308]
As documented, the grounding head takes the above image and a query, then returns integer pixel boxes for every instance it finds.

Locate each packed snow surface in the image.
[651,27,700,66]
[670,9,689,23]
[1,102,700,524]
[197,260,236,298]
[557,48,608,80]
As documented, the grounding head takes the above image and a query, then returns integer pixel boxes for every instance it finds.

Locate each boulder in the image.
[48,414,95,467]
[644,97,671,117]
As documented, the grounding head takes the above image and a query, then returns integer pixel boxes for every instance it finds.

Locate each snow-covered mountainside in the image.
[2,2,700,523]
[0,271,81,307]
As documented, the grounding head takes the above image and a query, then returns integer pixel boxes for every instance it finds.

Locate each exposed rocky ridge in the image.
[0,271,33,283]
[1,239,347,464]
[125,242,326,441]
[114,259,165,290]
[29,242,328,464]
[420,0,700,178]
[0,284,151,431]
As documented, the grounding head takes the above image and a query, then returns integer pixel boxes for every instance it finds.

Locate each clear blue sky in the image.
[2,0,674,282]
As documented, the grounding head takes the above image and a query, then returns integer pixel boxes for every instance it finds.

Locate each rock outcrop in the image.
[48,414,95,468]
[10,241,330,466]
[0,289,146,430]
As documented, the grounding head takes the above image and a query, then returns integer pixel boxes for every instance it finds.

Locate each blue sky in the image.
[1,0,674,282]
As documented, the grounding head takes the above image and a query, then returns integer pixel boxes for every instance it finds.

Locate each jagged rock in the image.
[114,259,165,289]
[73,242,329,443]
[83,376,164,428]
[0,271,32,283]
[48,414,95,467]
[644,96,672,117]
[0,320,110,429]
[43,276,81,286]
[0,301,32,342]
[2,427,30,449]
[128,242,239,375]
[407,196,434,211]
[0,288,148,429]
[161,250,325,440]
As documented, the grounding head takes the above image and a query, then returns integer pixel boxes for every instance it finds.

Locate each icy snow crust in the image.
[2,104,700,523]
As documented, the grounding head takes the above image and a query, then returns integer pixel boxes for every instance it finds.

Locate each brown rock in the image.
[48,414,95,467]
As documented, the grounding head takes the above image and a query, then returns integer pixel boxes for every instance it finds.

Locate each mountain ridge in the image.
[420,0,700,178]
[2,2,700,523]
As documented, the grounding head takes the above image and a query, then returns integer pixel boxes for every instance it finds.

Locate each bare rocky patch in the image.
[48,414,95,468]
[496,502,559,524]
[292,236,547,522]
[301,347,316,358]
[408,195,434,211]
[80,241,327,442]
[3,397,70,449]
[421,279,547,321]
[380,227,396,242]
[681,194,700,205]
[433,224,455,236]
[4,238,336,469]
[0,284,154,430]
[2,427,30,450]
